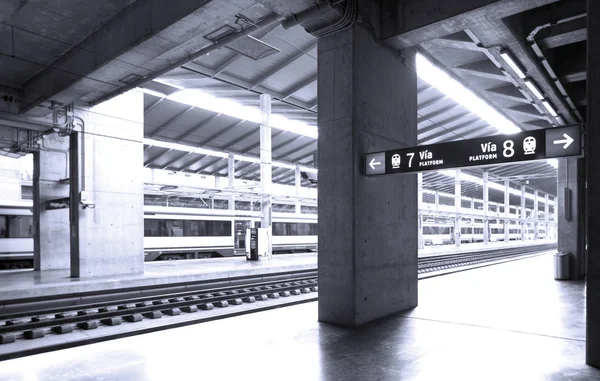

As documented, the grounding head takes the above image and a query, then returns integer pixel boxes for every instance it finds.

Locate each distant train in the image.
[422,218,552,246]
[0,201,317,269]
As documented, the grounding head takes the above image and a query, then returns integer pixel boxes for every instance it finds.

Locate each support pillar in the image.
[434,191,439,211]
[534,190,539,240]
[70,91,144,277]
[587,0,600,366]
[317,20,418,326]
[454,169,461,247]
[520,186,526,241]
[260,94,272,258]
[33,134,70,270]
[418,173,424,250]
[483,172,489,245]
[228,153,235,211]
[504,180,510,243]
[295,165,302,214]
[558,158,585,279]
[545,193,549,240]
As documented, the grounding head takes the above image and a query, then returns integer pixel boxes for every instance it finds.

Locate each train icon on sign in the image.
[523,137,536,155]
[391,154,401,169]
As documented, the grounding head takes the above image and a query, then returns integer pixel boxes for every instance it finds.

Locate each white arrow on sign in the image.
[369,158,381,170]
[553,133,574,149]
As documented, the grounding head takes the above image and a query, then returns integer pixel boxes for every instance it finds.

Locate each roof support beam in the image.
[148,105,196,136]
[175,113,222,143]
[250,41,317,89]
[20,0,212,114]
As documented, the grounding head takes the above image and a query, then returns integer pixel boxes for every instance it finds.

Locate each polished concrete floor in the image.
[0,253,597,381]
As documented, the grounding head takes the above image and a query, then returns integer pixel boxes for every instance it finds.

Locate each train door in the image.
[234,220,251,254]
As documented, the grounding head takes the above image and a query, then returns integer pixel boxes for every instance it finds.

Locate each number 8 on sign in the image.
[503,140,514,158]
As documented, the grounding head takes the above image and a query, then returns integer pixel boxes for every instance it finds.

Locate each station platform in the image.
[0,251,596,380]
[0,253,318,306]
[419,239,557,257]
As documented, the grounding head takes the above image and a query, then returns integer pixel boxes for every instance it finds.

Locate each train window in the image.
[272,222,317,236]
[143,219,232,237]
[4,216,34,238]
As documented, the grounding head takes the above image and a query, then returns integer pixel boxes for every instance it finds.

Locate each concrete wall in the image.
[318,22,418,326]
[71,91,144,277]
[33,134,70,270]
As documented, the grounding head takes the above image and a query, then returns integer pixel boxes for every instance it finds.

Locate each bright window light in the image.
[542,100,558,117]
[500,52,526,79]
[164,89,318,139]
[546,159,558,168]
[524,80,544,100]
[438,169,555,205]
[143,138,317,174]
[416,53,521,134]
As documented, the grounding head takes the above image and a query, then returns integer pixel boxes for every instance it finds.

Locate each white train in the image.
[0,201,317,269]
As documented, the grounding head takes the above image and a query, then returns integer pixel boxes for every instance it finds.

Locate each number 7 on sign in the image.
[407,153,415,167]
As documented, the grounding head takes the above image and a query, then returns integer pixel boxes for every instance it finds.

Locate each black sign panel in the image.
[365,125,581,176]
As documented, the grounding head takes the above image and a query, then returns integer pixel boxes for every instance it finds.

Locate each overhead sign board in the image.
[364,125,582,176]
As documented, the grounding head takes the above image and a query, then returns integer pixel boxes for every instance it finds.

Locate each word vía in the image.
[469,142,498,162]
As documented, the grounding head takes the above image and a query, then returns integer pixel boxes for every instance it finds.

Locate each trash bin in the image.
[554,252,570,280]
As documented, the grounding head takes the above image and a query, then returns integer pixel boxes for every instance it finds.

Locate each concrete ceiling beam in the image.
[19,0,213,115]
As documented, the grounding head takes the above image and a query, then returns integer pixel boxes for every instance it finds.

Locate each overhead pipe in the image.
[526,14,587,123]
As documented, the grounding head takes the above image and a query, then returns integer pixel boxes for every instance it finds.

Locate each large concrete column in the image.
[33,134,70,270]
[483,171,489,245]
[454,170,461,247]
[70,91,144,277]
[558,159,585,279]
[317,20,418,326]
[504,180,510,243]
[587,0,600,366]
[228,153,235,211]
[260,94,272,258]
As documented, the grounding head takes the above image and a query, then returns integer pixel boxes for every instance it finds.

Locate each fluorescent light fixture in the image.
[500,52,526,79]
[136,87,167,98]
[546,159,558,168]
[555,115,565,125]
[143,138,318,174]
[524,79,544,100]
[438,169,555,205]
[416,53,521,134]
[165,89,318,139]
[542,100,558,117]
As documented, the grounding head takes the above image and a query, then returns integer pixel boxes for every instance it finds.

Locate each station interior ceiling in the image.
[0,0,587,205]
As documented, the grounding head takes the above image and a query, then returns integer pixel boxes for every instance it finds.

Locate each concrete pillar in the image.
[70,91,144,277]
[317,21,418,326]
[504,180,510,243]
[558,158,585,279]
[295,165,301,214]
[418,173,424,250]
[455,169,461,247]
[260,94,272,258]
[434,191,439,211]
[588,0,600,366]
[520,186,527,241]
[534,190,539,240]
[228,153,235,211]
[483,172,489,245]
[33,134,70,270]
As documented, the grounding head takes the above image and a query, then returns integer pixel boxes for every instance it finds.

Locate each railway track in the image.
[0,244,556,360]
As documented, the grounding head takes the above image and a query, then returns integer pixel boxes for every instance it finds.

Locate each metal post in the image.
[533,190,539,240]
[434,191,439,211]
[455,169,461,248]
[295,165,301,214]
[228,153,235,211]
[521,186,527,241]
[483,171,489,245]
[418,173,424,249]
[260,94,272,258]
[545,193,550,240]
[504,179,510,243]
